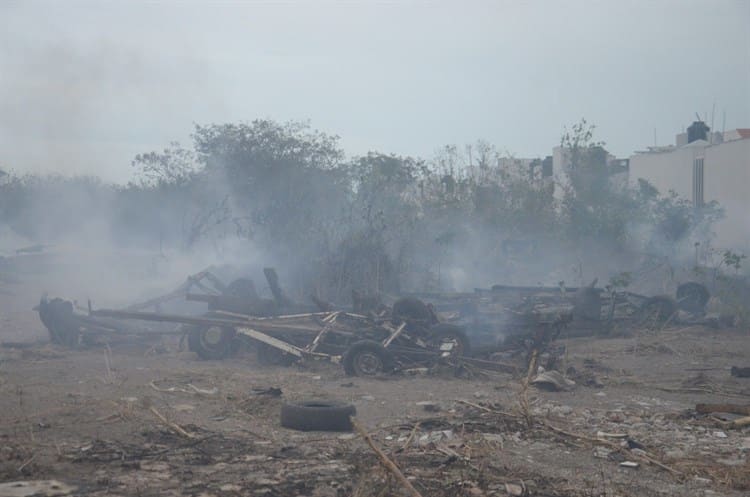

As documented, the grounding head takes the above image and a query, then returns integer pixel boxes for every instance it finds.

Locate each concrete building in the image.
[629,123,750,251]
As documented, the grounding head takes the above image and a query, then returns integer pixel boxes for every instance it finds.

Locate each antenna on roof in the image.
[722,109,726,135]
[695,112,702,122]
[710,101,716,144]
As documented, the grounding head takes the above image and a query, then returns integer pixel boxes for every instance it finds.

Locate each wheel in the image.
[637,295,677,327]
[256,342,297,366]
[428,323,471,357]
[392,297,438,324]
[675,282,709,313]
[280,400,356,432]
[38,298,79,347]
[187,325,235,360]
[342,340,393,376]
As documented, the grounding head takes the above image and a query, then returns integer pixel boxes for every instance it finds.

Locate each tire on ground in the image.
[428,323,471,357]
[187,325,236,360]
[342,340,394,376]
[280,400,356,432]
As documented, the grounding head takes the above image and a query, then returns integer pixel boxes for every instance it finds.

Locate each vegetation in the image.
[0,119,729,300]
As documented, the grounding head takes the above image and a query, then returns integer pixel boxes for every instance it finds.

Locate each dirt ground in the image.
[1,277,749,497]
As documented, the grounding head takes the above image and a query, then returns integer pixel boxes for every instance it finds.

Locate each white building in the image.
[629,125,750,251]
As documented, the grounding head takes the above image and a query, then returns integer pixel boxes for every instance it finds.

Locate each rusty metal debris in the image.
[35,268,580,378]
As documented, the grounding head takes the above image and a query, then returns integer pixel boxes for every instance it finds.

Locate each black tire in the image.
[675,282,709,313]
[637,295,677,326]
[392,297,438,324]
[342,340,393,376]
[256,342,297,366]
[428,323,471,357]
[187,325,236,360]
[38,298,79,347]
[280,400,356,432]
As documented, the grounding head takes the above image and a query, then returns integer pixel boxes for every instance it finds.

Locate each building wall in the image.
[628,144,706,200]
[703,138,750,250]
[628,138,750,251]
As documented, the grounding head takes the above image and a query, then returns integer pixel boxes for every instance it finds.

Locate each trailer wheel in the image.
[187,325,235,360]
[280,400,356,432]
[675,282,709,313]
[342,340,393,376]
[428,324,471,357]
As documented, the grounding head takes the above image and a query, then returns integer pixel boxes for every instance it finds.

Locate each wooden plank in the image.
[382,322,406,348]
[235,327,304,357]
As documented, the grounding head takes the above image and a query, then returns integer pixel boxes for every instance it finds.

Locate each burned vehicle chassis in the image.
[37,297,472,377]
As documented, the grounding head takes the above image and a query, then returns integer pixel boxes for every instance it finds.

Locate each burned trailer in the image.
[406,281,706,351]
[84,305,472,377]
[36,274,474,376]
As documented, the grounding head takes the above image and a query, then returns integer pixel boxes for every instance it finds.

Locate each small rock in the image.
[504,483,524,496]
[606,412,625,423]
[482,433,504,444]
[473,391,488,399]
[619,461,639,468]
[418,430,453,446]
[220,484,242,491]
[593,447,612,459]
[361,395,375,401]
[712,431,727,439]
[665,449,685,459]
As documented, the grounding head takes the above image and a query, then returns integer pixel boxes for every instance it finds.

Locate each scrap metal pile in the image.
[407,279,711,351]
[35,268,576,377]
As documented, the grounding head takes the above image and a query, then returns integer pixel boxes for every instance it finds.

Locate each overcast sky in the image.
[1,0,748,183]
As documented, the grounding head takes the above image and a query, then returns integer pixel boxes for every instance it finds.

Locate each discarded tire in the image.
[428,323,471,357]
[187,325,236,360]
[392,297,438,324]
[38,298,79,347]
[342,340,393,376]
[675,282,709,313]
[280,400,356,432]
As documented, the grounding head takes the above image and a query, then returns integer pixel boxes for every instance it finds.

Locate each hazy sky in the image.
[1,0,748,183]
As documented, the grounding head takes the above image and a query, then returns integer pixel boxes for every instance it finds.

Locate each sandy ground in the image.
[1,273,749,497]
